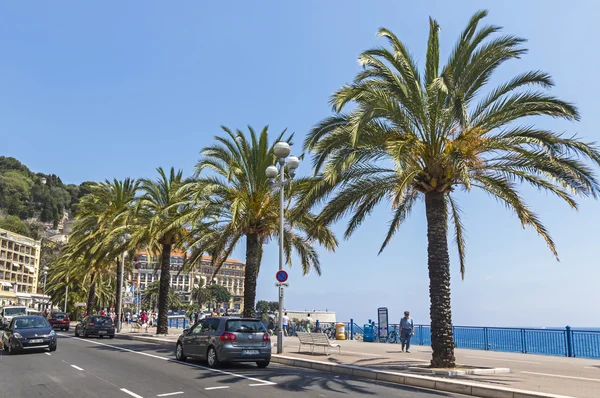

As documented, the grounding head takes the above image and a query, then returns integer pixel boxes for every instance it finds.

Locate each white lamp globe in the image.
[273,142,291,159]
[286,156,300,170]
[265,166,279,179]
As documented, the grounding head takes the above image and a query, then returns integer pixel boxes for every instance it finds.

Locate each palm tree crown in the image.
[182,126,337,316]
[303,10,600,367]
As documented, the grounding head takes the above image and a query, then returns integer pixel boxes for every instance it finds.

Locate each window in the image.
[203,318,220,332]
[225,319,266,333]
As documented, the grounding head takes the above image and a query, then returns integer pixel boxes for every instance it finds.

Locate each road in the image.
[0,332,462,398]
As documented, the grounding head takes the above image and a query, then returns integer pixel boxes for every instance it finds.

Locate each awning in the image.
[12,262,20,268]
[1,282,12,287]
[24,265,35,273]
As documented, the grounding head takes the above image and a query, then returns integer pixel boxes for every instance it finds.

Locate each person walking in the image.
[282,312,290,336]
[400,311,415,353]
[194,310,199,324]
[305,313,313,332]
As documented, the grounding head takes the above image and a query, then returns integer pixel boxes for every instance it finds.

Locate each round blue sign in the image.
[276,270,288,283]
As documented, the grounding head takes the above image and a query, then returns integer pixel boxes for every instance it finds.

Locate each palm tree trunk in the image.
[156,244,171,334]
[86,272,96,316]
[425,191,456,368]
[115,257,122,317]
[242,233,259,317]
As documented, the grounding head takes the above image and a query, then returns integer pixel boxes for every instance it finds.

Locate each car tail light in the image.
[219,332,236,341]
[88,322,94,326]
[65,318,69,322]
[263,333,270,342]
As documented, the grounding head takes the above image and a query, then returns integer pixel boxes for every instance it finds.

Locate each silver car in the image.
[175,317,271,368]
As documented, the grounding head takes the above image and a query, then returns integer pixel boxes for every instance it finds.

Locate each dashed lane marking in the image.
[44,352,51,356]
[205,386,229,390]
[121,388,144,398]
[59,333,276,386]
[71,365,84,371]
[157,392,184,396]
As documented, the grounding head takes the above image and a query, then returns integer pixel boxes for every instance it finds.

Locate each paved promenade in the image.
[118,327,599,398]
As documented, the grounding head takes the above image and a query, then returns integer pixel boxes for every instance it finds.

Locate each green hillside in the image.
[0,156,93,238]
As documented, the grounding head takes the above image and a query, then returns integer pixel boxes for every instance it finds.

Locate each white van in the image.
[1,306,27,326]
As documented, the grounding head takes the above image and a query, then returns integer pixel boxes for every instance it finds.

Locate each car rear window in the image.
[225,319,267,333]
[90,316,113,325]
[52,313,67,319]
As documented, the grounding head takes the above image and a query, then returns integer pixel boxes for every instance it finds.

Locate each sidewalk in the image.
[115,329,599,398]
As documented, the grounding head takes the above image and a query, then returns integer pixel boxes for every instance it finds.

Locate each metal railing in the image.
[345,322,600,359]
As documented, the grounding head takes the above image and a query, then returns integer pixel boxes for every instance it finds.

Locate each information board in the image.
[377,307,388,340]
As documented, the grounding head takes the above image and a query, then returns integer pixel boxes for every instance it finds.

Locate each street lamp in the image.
[64,275,69,313]
[266,141,300,354]
[117,233,131,333]
[42,266,49,312]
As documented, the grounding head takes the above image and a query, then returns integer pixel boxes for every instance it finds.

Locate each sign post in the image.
[377,307,389,341]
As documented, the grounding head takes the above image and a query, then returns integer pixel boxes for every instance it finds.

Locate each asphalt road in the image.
[0,332,463,398]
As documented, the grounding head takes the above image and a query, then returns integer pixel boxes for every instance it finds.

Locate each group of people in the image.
[187,309,230,325]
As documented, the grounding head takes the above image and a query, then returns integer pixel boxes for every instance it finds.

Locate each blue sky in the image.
[1,1,598,327]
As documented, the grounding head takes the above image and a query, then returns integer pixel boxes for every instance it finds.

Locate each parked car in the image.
[0,306,27,327]
[48,312,70,331]
[175,317,271,368]
[1,315,57,355]
[74,316,115,338]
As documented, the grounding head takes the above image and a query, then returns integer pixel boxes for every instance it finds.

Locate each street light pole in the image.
[64,275,69,313]
[267,142,300,355]
[42,266,48,312]
[117,233,131,333]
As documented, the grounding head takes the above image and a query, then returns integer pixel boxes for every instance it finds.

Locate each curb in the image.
[115,334,575,398]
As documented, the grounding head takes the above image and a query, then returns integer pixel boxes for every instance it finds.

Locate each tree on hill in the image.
[0,215,38,238]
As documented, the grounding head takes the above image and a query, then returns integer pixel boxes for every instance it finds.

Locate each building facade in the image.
[0,228,43,308]
[129,251,245,312]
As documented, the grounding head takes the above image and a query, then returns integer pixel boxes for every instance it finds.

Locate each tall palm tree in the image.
[132,167,188,334]
[302,10,600,368]
[181,126,337,317]
[142,281,182,311]
[72,178,139,314]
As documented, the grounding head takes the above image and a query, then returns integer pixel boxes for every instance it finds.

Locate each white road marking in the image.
[157,392,185,396]
[521,371,600,382]
[249,383,273,387]
[466,355,540,364]
[59,333,276,386]
[44,352,51,356]
[71,365,84,371]
[121,388,144,398]
[204,387,229,390]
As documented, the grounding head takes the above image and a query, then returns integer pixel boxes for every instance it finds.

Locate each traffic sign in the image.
[275,270,288,283]
[274,282,289,288]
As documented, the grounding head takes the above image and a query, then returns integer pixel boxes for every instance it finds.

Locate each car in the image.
[48,312,70,331]
[0,306,27,327]
[175,317,271,368]
[74,316,115,338]
[0,315,57,355]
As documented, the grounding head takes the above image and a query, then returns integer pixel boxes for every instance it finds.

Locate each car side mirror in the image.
[183,328,190,335]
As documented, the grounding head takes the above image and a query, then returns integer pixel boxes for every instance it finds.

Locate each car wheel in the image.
[109,335,114,339]
[74,328,79,337]
[65,327,70,332]
[50,345,57,352]
[206,346,220,368]
[8,341,16,355]
[84,330,89,338]
[256,360,270,369]
[175,343,187,361]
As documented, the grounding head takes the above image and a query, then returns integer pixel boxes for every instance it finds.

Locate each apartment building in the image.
[0,228,43,307]
[129,251,245,312]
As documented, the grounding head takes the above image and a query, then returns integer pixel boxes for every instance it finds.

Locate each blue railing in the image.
[346,322,600,359]
[167,315,189,329]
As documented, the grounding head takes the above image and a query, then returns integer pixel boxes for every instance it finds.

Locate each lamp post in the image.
[64,275,69,313]
[42,266,49,312]
[117,233,131,333]
[266,141,300,354]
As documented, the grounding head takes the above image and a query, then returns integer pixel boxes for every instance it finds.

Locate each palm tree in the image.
[302,10,600,368]
[132,167,188,334]
[182,126,337,317]
[72,178,139,314]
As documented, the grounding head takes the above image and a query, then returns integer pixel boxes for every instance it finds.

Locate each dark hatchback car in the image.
[175,317,271,368]
[48,312,70,331]
[75,316,115,338]
[1,315,57,355]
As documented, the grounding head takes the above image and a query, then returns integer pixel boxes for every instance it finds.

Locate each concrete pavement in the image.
[0,331,465,398]
[116,330,599,398]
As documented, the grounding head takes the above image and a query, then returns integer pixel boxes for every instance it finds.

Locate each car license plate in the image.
[98,331,107,334]
[29,339,43,344]
[242,350,259,355]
